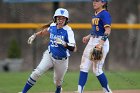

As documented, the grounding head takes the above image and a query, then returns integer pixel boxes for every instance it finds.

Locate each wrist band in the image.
[101,33,109,41]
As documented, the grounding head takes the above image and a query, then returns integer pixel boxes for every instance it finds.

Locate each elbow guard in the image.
[66,43,75,51]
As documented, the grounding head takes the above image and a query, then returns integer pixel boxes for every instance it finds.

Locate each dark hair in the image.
[40,21,53,30]
[103,2,108,11]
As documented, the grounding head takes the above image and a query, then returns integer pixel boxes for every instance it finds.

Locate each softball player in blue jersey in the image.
[75,0,112,93]
[19,8,76,93]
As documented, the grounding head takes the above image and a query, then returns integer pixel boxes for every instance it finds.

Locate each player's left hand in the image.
[96,39,105,48]
[56,38,66,46]
[95,43,102,49]
[82,35,90,44]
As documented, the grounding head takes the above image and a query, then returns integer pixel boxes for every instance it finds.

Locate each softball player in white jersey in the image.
[75,0,112,93]
[19,8,76,93]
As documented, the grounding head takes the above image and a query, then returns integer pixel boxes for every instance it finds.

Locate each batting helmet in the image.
[53,8,69,25]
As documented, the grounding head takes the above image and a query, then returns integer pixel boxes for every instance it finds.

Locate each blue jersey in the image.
[48,23,75,58]
[91,9,111,36]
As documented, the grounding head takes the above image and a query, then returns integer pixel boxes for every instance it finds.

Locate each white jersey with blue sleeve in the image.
[48,23,75,58]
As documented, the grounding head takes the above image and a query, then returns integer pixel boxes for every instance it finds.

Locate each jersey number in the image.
[92,18,99,31]
[50,40,58,47]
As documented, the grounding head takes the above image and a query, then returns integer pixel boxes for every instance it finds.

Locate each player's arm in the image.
[35,28,49,37]
[55,28,77,52]
[27,28,49,45]
[35,21,53,36]
[28,21,53,44]
[27,23,51,44]
[64,28,77,52]
[82,34,91,44]
[96,11,112,48]
[55,37,76,52]
[65,43,76,52]
[97,26,111,48]
[36,21,52,37]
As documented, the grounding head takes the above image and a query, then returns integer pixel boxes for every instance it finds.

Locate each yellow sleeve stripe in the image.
[104,24,111,27]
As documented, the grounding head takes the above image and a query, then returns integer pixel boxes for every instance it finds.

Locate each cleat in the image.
[104,90,112,93]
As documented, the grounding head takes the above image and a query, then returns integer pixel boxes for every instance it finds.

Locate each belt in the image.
[91,35,102,38]
[49,52,67,60]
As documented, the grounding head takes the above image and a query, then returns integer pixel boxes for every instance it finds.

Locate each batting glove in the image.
[27,33,36,44]
[55,38,66,46]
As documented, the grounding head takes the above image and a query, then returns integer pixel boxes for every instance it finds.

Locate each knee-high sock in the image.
[22,77,36,93]
[55,86,62,93]
[78,71,88,93]
[97,73,110,92]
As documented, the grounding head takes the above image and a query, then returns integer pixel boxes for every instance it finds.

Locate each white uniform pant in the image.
[30,50,69,86]
[80,37,109,76]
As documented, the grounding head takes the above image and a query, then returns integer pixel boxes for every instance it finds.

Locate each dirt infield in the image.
[84,90,140,93]
[42,89,140,93]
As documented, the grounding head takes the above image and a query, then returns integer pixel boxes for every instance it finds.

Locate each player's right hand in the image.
[82,36,89,44]
[27,33,36,44]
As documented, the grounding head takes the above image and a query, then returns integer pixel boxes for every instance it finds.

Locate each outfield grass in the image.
[0,71,140,93]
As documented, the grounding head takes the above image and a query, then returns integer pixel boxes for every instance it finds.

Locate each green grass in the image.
[0,71,140,93]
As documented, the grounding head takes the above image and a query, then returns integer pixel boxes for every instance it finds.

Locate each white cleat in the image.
[18,92,22,93]
[104,90,112,93]
[61,88,63,93]
[103,85,112,93]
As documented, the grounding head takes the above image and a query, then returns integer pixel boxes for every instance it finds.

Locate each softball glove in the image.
[90,46,103,61]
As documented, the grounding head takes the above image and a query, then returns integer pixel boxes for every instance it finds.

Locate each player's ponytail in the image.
[39,20,53,30]
[103,2,108,11]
